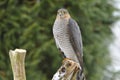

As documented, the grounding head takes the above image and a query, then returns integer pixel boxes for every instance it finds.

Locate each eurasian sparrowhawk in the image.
[53,8,85,80]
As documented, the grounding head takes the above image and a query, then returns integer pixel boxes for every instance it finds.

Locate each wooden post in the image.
[9,49,26,80]
[52,58,80,80]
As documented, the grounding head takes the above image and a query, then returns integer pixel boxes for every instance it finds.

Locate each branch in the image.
[52,58,80,80]
[9,49,26,80]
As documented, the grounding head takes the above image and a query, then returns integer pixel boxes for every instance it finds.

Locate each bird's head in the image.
[57,8,71,19]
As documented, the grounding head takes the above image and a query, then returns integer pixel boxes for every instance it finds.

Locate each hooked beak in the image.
[59,13,62,16]
[58,13,64,18]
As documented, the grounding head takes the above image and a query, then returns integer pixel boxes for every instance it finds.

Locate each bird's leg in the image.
[71,66,80,80]
[63,58,80,79]
[58,48,66,58]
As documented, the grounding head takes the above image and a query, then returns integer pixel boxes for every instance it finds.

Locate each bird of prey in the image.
[53,8,85,80]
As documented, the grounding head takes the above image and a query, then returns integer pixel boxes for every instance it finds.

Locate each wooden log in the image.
[9,49,26,80]
[52,58,80,80]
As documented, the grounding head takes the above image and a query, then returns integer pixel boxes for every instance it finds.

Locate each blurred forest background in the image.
[0,0,118,80]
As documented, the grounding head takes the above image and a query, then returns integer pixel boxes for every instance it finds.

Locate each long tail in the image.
[77,69,86,80]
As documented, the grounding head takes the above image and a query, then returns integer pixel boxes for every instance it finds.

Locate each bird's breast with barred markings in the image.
[53,19,79,63]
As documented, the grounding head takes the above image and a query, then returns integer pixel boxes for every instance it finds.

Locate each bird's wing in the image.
[67,18,83,68]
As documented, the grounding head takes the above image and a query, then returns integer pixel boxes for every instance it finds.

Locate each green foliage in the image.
[0,0,116,80]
